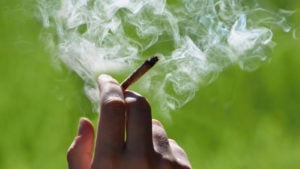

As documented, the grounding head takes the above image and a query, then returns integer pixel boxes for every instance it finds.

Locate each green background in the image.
[0,0,300,169]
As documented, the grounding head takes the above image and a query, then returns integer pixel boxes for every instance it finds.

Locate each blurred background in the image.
[0,0,299,169]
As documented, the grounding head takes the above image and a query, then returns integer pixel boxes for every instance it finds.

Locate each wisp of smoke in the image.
[38,0,291,115]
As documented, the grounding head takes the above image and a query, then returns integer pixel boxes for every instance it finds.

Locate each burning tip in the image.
[145,56,159,66]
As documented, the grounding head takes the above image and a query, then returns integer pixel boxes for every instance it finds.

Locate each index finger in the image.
[93,75,125,159]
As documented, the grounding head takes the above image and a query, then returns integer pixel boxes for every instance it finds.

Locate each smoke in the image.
[38,0,291,114]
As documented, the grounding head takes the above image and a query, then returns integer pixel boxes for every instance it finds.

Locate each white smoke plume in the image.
[38,0,291,114]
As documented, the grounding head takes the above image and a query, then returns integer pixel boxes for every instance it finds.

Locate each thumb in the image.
[67,118,95,169]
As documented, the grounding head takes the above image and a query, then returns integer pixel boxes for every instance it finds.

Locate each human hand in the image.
[67,74,192,169]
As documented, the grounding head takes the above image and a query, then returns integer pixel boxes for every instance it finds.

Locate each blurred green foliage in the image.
[0,0,300,169]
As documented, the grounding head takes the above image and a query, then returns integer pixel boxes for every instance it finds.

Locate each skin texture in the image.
[67,74,192,169]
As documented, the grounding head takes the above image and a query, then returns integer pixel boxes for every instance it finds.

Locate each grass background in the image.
[0,0,300,169]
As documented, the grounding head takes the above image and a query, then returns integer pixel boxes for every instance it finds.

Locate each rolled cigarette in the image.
[121,56,159,91]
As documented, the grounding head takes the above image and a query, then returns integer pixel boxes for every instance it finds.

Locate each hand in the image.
[67,74,192,169]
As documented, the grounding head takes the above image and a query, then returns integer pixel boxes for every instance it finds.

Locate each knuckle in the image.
[102,97,125,112]
[66,146,76,162]
[153,135,170,153]
[103,96,124,105]
[66,136,81,162]
[152,125,168,140]
[153,132,169,145]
